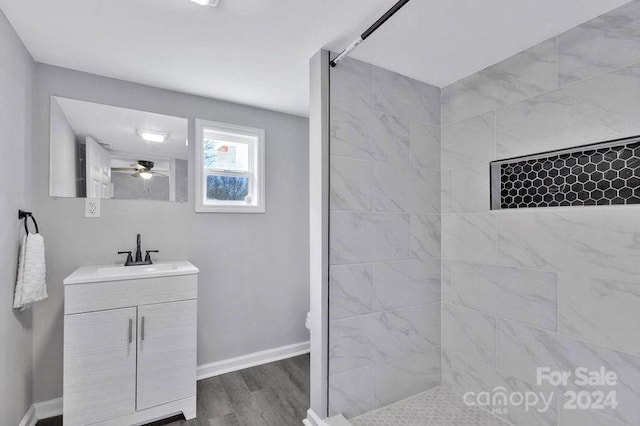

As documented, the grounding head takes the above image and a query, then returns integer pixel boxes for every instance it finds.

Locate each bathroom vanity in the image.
[62,261,199,426]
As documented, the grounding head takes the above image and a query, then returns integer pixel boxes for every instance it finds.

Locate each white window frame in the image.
[195,119,265,213]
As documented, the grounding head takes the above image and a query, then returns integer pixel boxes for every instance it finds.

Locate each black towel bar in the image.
[18,210,39,234]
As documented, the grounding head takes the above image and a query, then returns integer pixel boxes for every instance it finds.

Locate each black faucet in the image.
[135,233,143,263]
[118,234,159,266]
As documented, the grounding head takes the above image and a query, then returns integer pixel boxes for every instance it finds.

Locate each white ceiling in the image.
[0,0,631,117]
[55,97,189,159]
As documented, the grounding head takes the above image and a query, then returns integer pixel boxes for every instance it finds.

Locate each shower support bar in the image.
[329,0,412,67]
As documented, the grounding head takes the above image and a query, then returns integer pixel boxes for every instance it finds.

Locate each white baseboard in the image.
[34,397,63,421]
[20,397,63,425]
[19,404,37,426]
[304,408,329,426]
[197,341,310,380]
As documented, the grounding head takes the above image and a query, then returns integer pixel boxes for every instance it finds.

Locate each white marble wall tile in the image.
[451,261,557,330]
[497,208,640,282]
[330,157,373,211]
[497,320,640,425]
[497,320,582,385]
[441,170,452,213]
[496,211,560,271]
[558,1,640,85]
[331,101,410,164]
[496,64,640,159]
[559,273,640,357]
[410,120,441,170]
[329,314,384,375]
[373,348,441,408]
[497,371,559,426]
[450,351,500,396]
[559,398,628,426]
[329,304,441,375]
[329,264,374,321]
[373,66,441,125]
[373,163,406,212]
[442,111,496,169]
[373,259,441,311]
[330,56,373,109]
[329,57,443,415]
[441,259,452,304]
[450,350,558,425]
[450,162,491,213]
[409,214,441,260]
[443,39,557,124]
[441,347,452,388]
[443,303,496,365]
[330,212,409,264]
[329,365,375,419]
[373,164,440,214]
[442,213,497,264]
[450,350,493,395]
[408,167,441,215]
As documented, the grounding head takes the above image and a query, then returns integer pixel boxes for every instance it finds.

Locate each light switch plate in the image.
[85,198,101,218]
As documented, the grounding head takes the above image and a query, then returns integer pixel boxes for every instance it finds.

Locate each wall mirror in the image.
[49,97,189,202]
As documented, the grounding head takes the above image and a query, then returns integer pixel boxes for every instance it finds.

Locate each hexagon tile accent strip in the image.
[490,136,640,209]
[350,387,508,426]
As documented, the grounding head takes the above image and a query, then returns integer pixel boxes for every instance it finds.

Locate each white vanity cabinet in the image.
[63,261,199,426]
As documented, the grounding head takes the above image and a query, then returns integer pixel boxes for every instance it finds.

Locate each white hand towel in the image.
[13,233,47,310]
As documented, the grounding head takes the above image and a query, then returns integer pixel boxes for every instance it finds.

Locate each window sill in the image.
[195,204,265,214]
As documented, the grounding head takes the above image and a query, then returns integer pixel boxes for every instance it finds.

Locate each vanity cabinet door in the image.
[136,299,197,410]
[63,307,137,426]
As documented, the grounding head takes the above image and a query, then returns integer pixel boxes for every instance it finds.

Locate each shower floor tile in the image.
[350,386,509,426]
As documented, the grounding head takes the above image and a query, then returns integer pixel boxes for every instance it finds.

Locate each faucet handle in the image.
[144,250,159,263]
[118,251,133,265]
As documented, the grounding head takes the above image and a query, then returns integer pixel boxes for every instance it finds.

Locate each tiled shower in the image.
[326,1,640,425]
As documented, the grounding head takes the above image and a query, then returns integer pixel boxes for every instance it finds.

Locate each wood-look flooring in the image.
[37,353,310,426]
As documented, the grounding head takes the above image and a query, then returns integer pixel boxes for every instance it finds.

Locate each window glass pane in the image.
[203,139,250,172]
[206,175,249,201]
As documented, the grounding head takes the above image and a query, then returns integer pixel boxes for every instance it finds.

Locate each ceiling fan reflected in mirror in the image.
[111,160,168,180]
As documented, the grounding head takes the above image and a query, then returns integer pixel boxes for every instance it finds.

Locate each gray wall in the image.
[327,58,442,418]
[32,64,310,402]
[441,1,640,425]
[0,9,34,426]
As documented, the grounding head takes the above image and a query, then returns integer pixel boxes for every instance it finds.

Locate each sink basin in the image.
[63,260,199,285]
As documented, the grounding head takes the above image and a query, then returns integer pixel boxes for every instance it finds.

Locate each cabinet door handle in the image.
[128,318,133,343]
[141,316,145,341]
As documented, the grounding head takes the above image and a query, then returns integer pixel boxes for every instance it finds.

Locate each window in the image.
[195,120,265,213]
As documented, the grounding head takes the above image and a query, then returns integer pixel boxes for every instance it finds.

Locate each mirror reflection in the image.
[49,97,188,202]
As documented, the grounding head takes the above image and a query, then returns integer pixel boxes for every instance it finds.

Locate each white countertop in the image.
[63,260,199,285]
